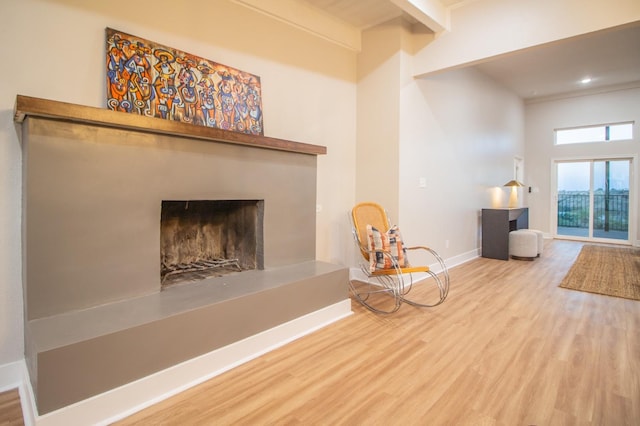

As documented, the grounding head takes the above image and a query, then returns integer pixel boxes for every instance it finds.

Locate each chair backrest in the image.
[351,202,390,256]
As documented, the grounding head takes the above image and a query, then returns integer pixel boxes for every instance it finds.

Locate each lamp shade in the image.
[503,179,525,187]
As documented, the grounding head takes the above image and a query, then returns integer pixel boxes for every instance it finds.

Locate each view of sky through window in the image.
[558,160,630,191]
[556,122,633,145]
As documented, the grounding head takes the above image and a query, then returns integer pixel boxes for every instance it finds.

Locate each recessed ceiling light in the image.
[580,77,592,84]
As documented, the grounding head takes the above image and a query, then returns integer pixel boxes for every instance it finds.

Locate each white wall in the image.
[399,67,525,260]
[0,0,357,366]
[355,20,404,221]
[355,19,524,263]
[413,0,640,77]
[525,87,640,244]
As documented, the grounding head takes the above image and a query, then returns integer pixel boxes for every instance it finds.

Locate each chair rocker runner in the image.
[349,202,450,313]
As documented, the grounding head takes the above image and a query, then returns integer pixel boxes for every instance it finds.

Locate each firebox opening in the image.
[160,199,264,288]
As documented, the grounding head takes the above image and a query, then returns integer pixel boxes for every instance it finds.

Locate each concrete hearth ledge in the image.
[26,261,348,415]
[21,300,352,426]
[29,261,341,351]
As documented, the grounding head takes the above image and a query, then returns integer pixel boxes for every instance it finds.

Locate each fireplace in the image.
[17,95,349,416]
[160,199,264,286]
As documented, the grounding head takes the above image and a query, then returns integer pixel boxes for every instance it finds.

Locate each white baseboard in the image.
[0,360,36,426]
[1,299,352,426]
[444,248,480,269]
[0,361,23,393]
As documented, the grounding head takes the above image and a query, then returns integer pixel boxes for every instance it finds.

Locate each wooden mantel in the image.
[14,95,327,156]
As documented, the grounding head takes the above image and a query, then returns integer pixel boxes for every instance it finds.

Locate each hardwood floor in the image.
[114,240,639,425]
[2,240,638,424]
[0,389,24,426]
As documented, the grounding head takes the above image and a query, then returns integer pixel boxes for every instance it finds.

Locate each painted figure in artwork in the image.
[152,49,177,119]
[106,34,131,112]
[124,41,154,115]
[105,29,264,135]
[247,91,262,135]
[197,62,219,127]
[175,55,199,123]
[244,76,262,135]
[218,74,236,130]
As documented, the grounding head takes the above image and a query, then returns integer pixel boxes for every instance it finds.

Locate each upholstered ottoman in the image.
[509,229,538,260]
[528,229,544,256]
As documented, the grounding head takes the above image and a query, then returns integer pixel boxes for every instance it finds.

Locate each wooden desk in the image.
[481,208,529,260]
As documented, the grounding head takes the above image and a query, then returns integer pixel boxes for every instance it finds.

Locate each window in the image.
[555,122,634,145]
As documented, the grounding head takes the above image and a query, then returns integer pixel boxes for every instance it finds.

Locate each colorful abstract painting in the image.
[106,28,263,135]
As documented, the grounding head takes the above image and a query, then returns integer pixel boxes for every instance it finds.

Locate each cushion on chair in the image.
[366,224,410,272]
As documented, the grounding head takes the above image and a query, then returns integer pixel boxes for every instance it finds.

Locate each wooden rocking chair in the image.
[349,202,450,313]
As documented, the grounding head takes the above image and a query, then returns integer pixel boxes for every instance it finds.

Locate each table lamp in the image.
[504,179,525,208]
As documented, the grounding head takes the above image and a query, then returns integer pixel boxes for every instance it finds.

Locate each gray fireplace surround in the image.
[16,96,348,415]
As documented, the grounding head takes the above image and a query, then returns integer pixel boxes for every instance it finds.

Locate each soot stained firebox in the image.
[160,199,264,287]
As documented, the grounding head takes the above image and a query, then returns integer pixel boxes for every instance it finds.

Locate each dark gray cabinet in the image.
[481,208,529,260]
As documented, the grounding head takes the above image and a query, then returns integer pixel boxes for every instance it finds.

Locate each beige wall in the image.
[525,88,640,244]
[355,20,405,221]
[0,0,356,364]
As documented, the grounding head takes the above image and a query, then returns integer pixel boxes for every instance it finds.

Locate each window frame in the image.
[554,121,634,145]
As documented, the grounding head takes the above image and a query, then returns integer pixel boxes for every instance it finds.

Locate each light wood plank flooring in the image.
[0,389,24,426]
[115,240,639,425]
[3,240,639,425]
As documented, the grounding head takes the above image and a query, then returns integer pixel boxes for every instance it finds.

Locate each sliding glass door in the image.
[555,159,631,243]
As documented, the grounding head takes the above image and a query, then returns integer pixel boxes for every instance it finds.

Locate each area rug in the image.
[559,244,640,300]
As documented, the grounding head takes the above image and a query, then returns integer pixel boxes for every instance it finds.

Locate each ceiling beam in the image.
[231,0,362,51]
[389,0,449,33]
